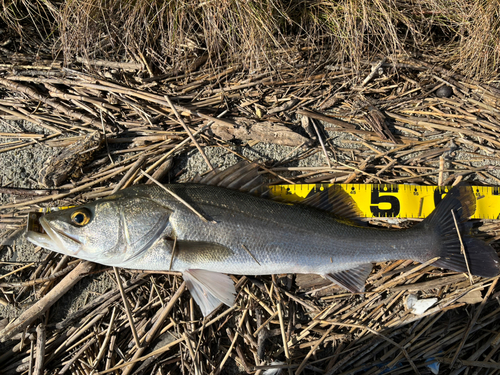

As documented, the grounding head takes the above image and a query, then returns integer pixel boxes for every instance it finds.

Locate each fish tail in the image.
[417,184,499,277]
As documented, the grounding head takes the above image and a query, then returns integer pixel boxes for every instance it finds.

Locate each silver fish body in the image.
[27,183,500,316]
[123,184,431,273]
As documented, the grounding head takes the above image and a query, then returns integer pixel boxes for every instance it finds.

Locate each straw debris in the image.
[0,32,500,375]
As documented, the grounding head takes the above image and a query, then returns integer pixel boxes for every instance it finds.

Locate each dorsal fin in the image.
[191,161,265,193]
[190,164,362,220]
[301,184,362,220]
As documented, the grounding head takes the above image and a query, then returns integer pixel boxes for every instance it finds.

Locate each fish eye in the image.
[71,209,91,226]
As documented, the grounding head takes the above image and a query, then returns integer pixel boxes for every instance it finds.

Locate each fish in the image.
[26,163,500,316]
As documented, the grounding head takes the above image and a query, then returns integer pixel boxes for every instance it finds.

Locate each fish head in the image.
[26,191,173,266]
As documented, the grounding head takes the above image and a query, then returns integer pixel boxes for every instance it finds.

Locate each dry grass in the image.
[1,0,500,77]
[56,0,294,71]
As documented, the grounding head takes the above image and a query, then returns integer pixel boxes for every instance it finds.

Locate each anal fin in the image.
[183,269,236,317]
[324,263,373,293]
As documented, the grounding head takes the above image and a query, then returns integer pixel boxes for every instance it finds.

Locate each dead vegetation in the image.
[1,0,500,77]
[1,0,500,373]
[0,54,500,374]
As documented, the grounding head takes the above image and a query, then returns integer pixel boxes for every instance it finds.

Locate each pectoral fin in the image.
[324,263,373,293]
[183,269,236,317]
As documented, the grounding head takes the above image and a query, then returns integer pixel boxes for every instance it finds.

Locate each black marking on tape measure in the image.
[370,187,401,217]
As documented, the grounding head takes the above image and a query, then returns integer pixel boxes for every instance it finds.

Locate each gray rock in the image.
[436,84,453,98]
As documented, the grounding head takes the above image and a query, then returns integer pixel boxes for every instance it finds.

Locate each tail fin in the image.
[418,185,499,277]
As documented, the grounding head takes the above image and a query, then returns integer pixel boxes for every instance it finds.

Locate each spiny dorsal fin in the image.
[301,184,362,220]
[191,161,265,193]
[191,164,362,220]
[324,263,373,293]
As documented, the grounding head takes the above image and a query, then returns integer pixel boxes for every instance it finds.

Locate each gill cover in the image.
[100,197,172,264]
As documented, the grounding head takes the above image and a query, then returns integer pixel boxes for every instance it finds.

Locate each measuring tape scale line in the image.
[269,184,500,220]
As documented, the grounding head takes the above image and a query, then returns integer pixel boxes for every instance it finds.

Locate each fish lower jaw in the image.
[26,217,67,254]
[26,231,60,253]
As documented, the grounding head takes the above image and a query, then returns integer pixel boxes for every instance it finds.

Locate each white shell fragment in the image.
[262,361,285,375]
[427,360,440,374]
[406,294,438,315]
[424,357,441,374]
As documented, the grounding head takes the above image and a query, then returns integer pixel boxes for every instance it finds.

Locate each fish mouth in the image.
[26,216,80,255]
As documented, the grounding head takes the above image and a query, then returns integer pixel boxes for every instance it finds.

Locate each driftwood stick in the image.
[0,261,95,342]
[33,323,46,375]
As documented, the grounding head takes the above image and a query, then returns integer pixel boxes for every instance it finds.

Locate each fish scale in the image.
[156,184,431,274]
[26,180,500,317]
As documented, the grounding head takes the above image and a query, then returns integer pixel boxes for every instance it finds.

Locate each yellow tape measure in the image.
[270,184,500,220]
